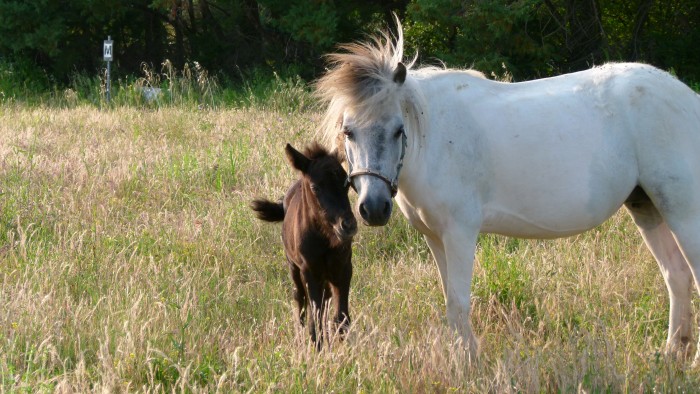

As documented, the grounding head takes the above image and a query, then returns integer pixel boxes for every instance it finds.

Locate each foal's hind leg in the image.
[626,189,694,358]
[329,261,353,339]
[301,268,326,350]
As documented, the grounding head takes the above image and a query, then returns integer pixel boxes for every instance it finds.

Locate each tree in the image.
[0,0,698,85]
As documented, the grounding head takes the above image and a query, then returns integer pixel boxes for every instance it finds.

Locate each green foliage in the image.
[224,67,312,112]
[406,0,700,81]
[0,58,314,111]
[0,0,159,79]
[0,0,397,84]
[0,0,67,57]
[0,0,699,93]
[406,0,548,78]
[266,0,339,48]
[0,59,52,103]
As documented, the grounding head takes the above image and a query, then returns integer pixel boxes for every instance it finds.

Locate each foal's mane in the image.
[303,142,333,160]
[300,142,343,177]
[315,20,414,145]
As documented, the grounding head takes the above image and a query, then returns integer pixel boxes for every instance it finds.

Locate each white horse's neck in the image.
[399,75,429,164]
[398,69,490,162]
[394,69,492,233]
[394,75,433,214]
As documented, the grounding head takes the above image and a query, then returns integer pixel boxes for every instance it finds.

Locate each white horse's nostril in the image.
[359,202,370,221]
[383,201,391,216]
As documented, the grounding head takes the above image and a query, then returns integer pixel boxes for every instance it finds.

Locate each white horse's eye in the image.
[343,126,354,140]
[394,126,405,139]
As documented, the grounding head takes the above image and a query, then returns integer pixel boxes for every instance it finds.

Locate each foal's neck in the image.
[299,181,344,246]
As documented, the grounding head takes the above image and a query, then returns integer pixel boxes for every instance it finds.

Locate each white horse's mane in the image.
[315,21,487,145]
[315,23,408,144]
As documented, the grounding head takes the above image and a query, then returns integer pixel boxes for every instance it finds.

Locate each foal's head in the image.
[285,143,357,241]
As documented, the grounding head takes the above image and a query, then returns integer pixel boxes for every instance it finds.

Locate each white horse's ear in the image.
[393,62,407,84]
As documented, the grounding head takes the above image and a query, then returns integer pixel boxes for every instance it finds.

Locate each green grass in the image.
[0,59,313,113]
[1,101,699,392]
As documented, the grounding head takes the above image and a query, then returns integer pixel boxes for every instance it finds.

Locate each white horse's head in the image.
[316,21,411,226]
[340,65,407,226]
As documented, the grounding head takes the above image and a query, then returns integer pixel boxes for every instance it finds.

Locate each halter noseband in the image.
[343,129,407,198]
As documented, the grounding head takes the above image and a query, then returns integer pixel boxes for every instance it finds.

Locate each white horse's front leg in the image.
[441,225,480,360]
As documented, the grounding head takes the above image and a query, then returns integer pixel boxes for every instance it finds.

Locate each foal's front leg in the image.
[330,261,352,339]
[289,264,307,327]
[301,269,325,350]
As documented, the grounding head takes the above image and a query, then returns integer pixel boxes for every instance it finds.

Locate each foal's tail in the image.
[250,198,284,222]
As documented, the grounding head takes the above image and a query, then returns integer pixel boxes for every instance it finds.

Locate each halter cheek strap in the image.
[344,130,407,198]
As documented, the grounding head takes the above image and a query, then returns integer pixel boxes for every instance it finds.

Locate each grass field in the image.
[1,102,699,392]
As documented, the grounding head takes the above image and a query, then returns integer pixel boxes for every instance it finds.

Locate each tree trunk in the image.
[630,0,654,60]
[565,0,605,69]
[172,0,186,68]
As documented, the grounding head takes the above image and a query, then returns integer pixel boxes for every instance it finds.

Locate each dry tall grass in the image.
[0,105,698,392]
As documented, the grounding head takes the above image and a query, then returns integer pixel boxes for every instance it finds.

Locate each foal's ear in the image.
[285,143,310,173]
[393,62,407,84]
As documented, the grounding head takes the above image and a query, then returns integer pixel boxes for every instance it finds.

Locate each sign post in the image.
[103,36,113,104]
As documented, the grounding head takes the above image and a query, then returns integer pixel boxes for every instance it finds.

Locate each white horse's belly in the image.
[480,169,637,238]
[481,203,620,238]
[469,104,637,238]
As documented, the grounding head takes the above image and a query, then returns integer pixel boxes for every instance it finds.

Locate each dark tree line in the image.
[0,0,698,84]
[405,0,699,81]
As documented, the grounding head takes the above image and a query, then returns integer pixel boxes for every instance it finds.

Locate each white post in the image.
[104,36,113,104]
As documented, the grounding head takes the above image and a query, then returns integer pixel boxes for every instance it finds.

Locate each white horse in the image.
[316,23,700,365]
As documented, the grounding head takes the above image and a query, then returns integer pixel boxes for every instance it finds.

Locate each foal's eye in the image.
[394,126,405,139]
[342,126,354,140]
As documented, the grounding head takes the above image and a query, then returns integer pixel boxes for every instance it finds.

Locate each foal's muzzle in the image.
[335,215,358,240]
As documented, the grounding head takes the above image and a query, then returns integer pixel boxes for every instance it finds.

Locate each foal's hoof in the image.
[332,316,351,339]
[337,328,350,343]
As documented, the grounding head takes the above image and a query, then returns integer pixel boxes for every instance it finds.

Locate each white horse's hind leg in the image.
[659,218,700,366]
[625,188,700,363]
[628,206,692,351]
[625,191,694,358]
[649,223,694,353]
